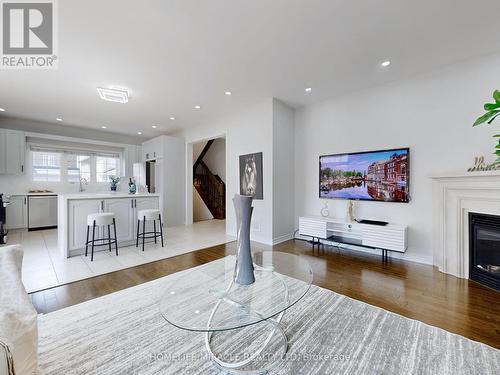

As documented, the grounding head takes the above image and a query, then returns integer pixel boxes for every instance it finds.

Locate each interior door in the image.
[103,198,135,242]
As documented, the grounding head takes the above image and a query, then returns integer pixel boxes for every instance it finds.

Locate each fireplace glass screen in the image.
[469,213,500,291]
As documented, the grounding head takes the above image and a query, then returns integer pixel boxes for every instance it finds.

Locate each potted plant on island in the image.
[109,176,120,191]
[472,90,500,170]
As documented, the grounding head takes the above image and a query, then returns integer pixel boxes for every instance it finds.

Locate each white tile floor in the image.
[5,220,233,293]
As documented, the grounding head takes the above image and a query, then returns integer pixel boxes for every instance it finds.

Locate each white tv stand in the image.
[298,216,407,260]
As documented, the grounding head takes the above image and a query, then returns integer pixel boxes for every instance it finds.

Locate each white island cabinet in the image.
[58,193,160,257]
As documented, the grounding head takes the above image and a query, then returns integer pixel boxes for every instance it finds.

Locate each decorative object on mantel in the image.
[233,194,255,285]
[346,200,355,222]
[467,156,500,172]
[472,89,500,170]
[109,176,120,191]
[320,201,330,218]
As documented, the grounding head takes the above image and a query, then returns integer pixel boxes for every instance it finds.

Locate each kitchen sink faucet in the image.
[79,177,88,192]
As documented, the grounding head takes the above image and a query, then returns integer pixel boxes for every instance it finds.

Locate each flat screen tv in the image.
[319,148,410,203]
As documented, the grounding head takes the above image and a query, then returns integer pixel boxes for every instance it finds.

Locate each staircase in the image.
[193,141,225,219]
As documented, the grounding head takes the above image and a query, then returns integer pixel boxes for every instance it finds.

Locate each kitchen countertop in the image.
[58,192,160,200]
[6,192,57,196]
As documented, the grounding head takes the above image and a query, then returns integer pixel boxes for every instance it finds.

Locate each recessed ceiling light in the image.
[56,117,63,122]
[0,108,5,112]
[169,117,176,121]
[97,87,129,104]
[305,87,312,93]
[101,125,107,129]
[137,131,142,135]
[381,60,391,67]
[152,125,157,129]
[194,105,201,109]
[225,91,232,96]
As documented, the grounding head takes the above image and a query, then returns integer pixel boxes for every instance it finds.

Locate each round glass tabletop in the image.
[159,251,313,332]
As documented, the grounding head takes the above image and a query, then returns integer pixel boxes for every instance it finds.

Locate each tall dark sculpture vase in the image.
[233,194,255,285]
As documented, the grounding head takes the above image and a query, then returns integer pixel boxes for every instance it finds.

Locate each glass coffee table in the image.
[159,251,313,374]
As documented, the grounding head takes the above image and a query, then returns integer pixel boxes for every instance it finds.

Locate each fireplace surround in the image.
[469,212,500,291]
[431,171,500,281]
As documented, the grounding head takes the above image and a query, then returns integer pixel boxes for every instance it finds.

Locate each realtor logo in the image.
[1,0,57,69]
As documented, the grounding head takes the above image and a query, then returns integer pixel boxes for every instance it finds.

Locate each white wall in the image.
[178,99,274,244]
[294,53,500,264]
[272,99,296,243]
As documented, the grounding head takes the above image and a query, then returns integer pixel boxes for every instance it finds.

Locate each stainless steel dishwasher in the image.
[28,195,58,230]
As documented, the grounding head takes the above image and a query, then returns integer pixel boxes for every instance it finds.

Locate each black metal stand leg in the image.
[113,218,118,256]
[136,220,140,247]
[91,221,96,262]
[142,217,146,251]
[159,214,164,247]
[85,225,89,257]
[108,225,112,252]
[153,220,157,244]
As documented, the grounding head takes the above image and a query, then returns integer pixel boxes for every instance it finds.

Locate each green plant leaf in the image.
[494,90,500,104]
[484,102,500,111]
[487,113,500,124]
[474,110,500,126]
[494,134,500,137]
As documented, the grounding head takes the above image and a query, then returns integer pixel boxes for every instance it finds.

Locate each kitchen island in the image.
[58,192,160,257]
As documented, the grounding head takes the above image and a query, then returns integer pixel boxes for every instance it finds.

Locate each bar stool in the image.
[85,212,118,261]
[136,209,164,251]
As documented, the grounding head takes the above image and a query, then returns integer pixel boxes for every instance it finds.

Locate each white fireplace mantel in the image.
[431,171,500,279]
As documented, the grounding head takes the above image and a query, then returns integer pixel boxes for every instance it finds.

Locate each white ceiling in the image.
[1,0,500,139]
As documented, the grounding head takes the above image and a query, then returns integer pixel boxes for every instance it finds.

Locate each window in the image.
[32,151,62,182]
[30,147,121,183]
[67,154,92,183]
[96,156,119,182]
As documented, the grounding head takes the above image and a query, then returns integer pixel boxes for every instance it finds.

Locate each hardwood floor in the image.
[29,239,500,349]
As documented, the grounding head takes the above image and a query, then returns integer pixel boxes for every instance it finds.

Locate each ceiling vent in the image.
[97,87,129,104]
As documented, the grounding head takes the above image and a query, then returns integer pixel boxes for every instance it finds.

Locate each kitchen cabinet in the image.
[142,137,163,161]
[6,195,27,229]
[140,135,185,227]
[123,145,141,177]
[68,199,102,251]
[0,130,5,174]
[103,198,135,242]
[60,194,160,256]
[0,129,26,175]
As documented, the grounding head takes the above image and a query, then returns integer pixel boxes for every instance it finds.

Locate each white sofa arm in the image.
[0,340,15,375]
[0,245,38,375]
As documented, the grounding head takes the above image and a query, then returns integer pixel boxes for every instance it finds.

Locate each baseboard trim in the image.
[272,233,295,245]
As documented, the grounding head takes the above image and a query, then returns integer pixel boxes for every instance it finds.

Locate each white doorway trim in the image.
[185,132,227,225]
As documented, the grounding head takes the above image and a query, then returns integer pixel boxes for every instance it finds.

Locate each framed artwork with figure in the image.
[239,152,263,200]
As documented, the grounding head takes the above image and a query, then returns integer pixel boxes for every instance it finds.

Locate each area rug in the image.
[38,261,500,374]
